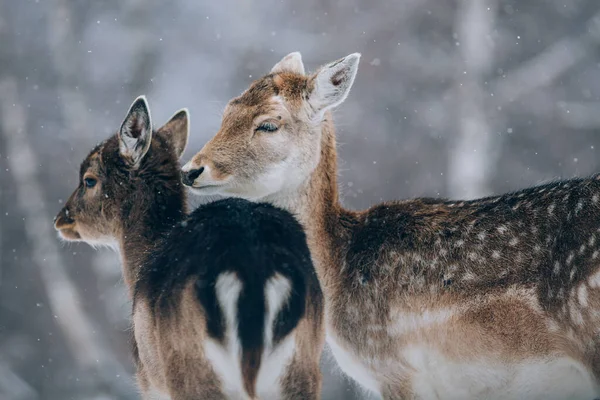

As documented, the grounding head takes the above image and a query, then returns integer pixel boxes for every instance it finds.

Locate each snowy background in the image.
[1,0,600,399]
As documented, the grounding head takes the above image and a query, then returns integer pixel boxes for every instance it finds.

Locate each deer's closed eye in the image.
[256,121,279,133]
[84,177,97,188]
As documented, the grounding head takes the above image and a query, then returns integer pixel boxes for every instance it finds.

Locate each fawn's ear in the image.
[119,95,152,168]
[157,108,189,159]
[308,53,360,116]
[270,52,305,75]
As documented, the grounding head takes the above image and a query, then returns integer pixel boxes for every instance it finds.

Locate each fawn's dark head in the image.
[54,96,189,247]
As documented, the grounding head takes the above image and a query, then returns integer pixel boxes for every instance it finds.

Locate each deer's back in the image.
[324,176,600,398]
[132,198,323,398]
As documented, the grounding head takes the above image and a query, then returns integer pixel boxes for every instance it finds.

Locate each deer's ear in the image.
[118,96,152,167]
[308,53,360,116]
[157,108,189,159]
[270,52,305,75]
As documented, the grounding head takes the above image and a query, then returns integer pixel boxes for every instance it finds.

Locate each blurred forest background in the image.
[1,0,600,399]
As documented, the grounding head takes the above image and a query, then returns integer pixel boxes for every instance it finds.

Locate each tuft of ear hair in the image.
[157,108,190,159]
[308,53,361,115]
[271,52,306,75]
[119,95,153,168]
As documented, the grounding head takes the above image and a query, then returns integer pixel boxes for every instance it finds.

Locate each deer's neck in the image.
[270,114,347,289]
[118,187,187,296]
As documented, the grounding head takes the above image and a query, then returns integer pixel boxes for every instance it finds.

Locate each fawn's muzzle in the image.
[54,208,75,230]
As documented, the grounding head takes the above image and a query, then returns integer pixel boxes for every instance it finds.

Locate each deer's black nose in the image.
[181,167,204,186]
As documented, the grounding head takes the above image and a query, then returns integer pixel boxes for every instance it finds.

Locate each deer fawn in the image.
[54,96,325,399]
[181,52,600,399]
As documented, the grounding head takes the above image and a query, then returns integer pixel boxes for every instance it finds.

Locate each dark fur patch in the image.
[341,176,600,308]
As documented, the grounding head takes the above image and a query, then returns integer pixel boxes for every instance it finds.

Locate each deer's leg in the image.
[280,360,322,400]
[163,353,226,400]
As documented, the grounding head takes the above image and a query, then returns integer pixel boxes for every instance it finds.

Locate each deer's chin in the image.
[57,227,82,241]
[186,183,228,196]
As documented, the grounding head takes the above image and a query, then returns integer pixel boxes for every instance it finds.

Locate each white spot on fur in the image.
[579,244,586,255]
[592,194,599,204]
[455,240,465,248]
[566,253,574,266]
[588,270,600,288]
[569,301,584,325]
[477,231,487,241]
[462,271,476,281]
[548,203,556,215]
[497,225,508,234]
[509,237,519,246]
[575,201,583,215]
[578,285,589,307]
[553,262,561,275]
[593,251,599,260]
[492,250,501,259]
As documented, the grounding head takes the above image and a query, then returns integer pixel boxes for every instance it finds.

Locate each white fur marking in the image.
[589,270,600,288]
[406,346,598,400]
[578,285,589,307]
[327,333,381,396]
[264,273,292,347]
[204,272,244,395]
[388,309,454,337]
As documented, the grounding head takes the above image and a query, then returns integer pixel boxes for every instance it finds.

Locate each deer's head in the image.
[182,52,360,200]
[54,96,189,247]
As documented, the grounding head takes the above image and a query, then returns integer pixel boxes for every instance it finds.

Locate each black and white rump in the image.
[135,198,324,399]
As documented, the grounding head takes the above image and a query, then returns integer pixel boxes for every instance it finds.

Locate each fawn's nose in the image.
[54,208,75,230]
[181,167,204,187]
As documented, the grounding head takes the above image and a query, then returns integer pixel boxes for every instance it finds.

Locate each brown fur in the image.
[184,55,600,398]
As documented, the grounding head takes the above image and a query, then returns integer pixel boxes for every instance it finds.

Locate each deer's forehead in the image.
[230,76,277,105]
[227,73,305,110]
[223,97,288,127]
[79,141,110,177]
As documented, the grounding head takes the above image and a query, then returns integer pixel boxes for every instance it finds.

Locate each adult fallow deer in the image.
[181,52,600,399]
